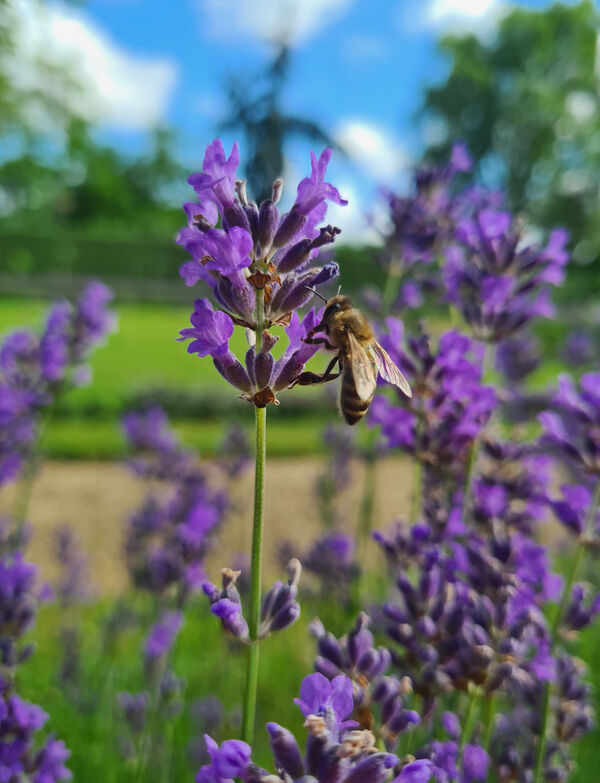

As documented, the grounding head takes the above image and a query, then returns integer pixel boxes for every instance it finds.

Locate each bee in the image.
[290,293,412,425]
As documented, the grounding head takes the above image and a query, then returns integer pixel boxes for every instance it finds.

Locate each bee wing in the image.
[371,341,412,398]
[347,331,378,402]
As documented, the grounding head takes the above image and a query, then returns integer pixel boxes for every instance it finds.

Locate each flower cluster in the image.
[366,143,474,315]
[0,282,114,486]
[178,140,346,406]
[0,551,71,782]
[195,673,426,783]
[122,407,226,603]
[203,559,301,642]
[369,322,496,507]
[444,212,569,343]
[539,373,600,478]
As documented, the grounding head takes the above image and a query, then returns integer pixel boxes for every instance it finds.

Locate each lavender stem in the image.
[242,288,267,745]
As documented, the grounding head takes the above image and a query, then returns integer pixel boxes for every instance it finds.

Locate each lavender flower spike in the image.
[178,139,346,407]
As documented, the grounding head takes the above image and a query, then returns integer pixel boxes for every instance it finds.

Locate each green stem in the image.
[241,405,267,744]
[533,478,600,783]
[483,694,496,751]
[241,286,267,745]
[459,689,480,753]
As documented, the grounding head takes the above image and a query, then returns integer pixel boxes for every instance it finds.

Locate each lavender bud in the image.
[311,262,339,287]
[271,178,283,204]
[245,348,257,387]
[387,709,420,734]
[223,203,251,233]
[315,657,341,679]
[243,202,259,240]
[266,723,305,779]
[272,206,307,249]
[275,239,313,274]
[267,601,300,634]
[211,599,248,641]
[278,272,320,313]
[213,357,252,393]
[343,753,397,783]
[269,274,297,314]
[255,351,274,389]
[372,677,398,704]
[257,200,280,255]
[221,568,242,602]
[287,558,302,586]
[260,582,282,622]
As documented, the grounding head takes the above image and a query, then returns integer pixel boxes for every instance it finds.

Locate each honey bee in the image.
[290,294,412,425]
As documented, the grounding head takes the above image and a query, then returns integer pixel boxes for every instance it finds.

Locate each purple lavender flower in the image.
[495,334,540,383]
[539,372,600,476]
[293,673,355,733]
[144,611,183,662]
[369,323,496,509]
[197,674,397,783]
[0,550,71,782]
[560,330,594,366]
[178,140,346,406]
[123,407,226,602]
[203,560,301,641]
[0,284,114,487]
[444,212,569,342]
[196,735,252,783]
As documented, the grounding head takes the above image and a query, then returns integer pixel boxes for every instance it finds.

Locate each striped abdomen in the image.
[339,358,375,426]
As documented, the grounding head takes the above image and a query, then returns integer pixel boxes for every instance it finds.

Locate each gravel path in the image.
[0,457,415,595]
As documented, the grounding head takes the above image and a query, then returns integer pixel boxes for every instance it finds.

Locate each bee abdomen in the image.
[340,370,373,426]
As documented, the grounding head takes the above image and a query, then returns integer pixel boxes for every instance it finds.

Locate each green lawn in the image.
[0,295,579,458]
[0,297,346,457]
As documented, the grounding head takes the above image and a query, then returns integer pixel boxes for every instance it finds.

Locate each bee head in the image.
[323,295,352,321]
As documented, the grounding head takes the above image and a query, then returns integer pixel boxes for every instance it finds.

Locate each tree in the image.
[220,45,342,202]
[421,1,600,291]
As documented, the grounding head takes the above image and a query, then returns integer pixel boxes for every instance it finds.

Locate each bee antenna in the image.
[305,286,328,303]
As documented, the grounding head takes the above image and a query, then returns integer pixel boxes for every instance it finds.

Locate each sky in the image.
[10,0,560,241]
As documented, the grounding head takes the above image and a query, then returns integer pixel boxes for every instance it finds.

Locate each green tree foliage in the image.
[422,1,600,290]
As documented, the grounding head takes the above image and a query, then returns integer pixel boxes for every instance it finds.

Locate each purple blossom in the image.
[179,298,235,359]
[145,611,183,661]
[539,373,600,474]
[195,735,252,783]
[293,673,356,733]
[462,745,490,782]
[444,210,569,342]
[178,140,346,405]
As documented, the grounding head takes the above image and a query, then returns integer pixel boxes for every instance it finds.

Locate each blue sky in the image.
[14,0,559,240]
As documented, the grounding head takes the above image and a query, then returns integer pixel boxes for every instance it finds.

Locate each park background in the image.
[1,0,600,781]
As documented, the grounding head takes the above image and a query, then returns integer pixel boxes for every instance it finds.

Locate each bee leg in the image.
[305,321,325,340]
[289,356,341,388]
[302,336,336,350]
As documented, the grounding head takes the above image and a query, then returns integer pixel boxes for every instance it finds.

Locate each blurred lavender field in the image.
[1,2,600,783]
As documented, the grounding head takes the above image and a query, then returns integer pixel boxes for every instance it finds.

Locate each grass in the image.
[0,297,346,458]
[43,415,333,458]
[19,588,600,782]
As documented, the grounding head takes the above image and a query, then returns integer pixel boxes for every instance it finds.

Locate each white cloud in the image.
[401,0,504,35]
[6,0,178,131]
[334,119,408,184]
[326,182,382,246]
[199,0,353,46]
